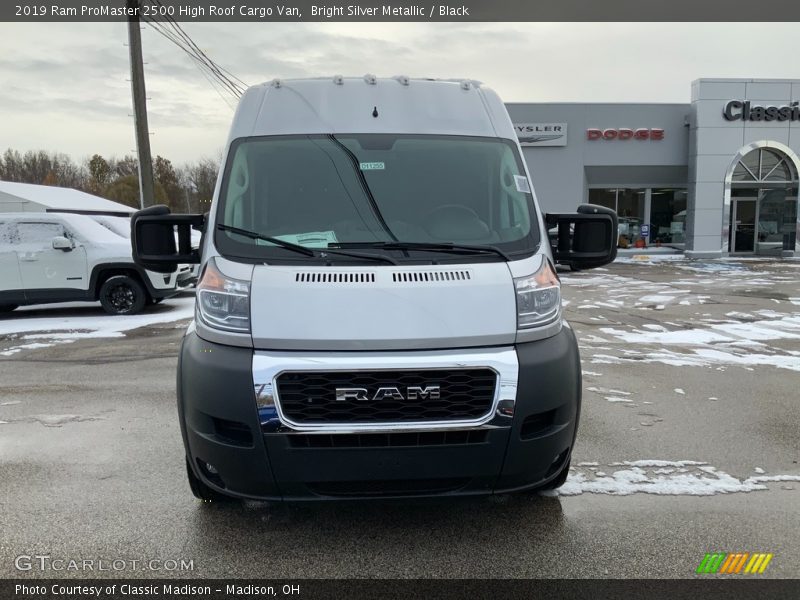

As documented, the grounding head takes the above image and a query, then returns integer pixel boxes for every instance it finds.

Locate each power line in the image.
[143,18,241,106]
[156,5,248,90]
[143,1,248,99]
[143,17,243,99]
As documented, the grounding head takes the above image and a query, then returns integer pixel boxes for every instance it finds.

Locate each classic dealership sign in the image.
[723,100,800,122]
[514,123,567,146]
[586,128,665,141]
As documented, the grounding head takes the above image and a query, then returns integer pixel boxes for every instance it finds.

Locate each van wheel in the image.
[186,458,231,503]
[99,275,146,315]
[0,304,18,312]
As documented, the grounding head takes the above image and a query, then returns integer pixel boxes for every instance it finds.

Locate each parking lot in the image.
[1,258,798,578]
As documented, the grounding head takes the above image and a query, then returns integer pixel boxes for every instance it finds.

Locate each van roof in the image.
[228,76,516,142]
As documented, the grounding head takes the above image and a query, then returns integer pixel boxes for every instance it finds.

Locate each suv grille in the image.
[276,369,497,425]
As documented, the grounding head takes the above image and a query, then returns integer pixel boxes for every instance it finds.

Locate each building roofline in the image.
[504,102,690,107]
[693,78,800,84]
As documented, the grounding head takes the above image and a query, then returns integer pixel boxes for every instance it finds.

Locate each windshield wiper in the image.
[218,224,316,256]
[329,241,512,261]
[218,224,397,264]
[319,248,398,265]
[327,135,399,243]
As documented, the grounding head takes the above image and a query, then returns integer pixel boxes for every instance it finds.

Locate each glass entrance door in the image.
[731,198,756,253]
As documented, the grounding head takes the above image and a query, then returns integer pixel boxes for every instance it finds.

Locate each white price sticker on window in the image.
[514,175,531,193]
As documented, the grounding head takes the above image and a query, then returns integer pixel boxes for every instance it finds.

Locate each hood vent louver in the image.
[295,272,376,283]
[392,270,472,283]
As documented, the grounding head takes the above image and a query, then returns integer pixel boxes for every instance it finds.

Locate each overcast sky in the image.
[1,22,798,164]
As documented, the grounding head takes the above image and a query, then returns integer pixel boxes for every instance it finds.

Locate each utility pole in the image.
[127,0,155,210]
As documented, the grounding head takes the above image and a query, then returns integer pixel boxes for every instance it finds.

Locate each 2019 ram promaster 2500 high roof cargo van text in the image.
[131,76,618,502]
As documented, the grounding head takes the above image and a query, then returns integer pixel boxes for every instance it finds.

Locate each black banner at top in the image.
[3,0,800,22]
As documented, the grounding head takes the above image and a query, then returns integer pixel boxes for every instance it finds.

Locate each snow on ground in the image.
[563,258,800,372]
[0,297,195,356]
[542,460,800,497]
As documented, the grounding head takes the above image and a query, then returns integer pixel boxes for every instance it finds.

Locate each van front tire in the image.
[99,275,147,315]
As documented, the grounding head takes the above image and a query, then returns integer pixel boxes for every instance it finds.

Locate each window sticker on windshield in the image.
[359,162,385,170]
[273,231,338,248]
[514,175,531,193]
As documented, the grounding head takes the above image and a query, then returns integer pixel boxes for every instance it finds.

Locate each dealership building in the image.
[507,78,800,257]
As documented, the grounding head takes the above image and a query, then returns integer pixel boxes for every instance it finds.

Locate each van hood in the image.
[248,262,519,351]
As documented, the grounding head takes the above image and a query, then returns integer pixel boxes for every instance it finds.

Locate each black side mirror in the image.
[131,205,204,273]
[545,204,618,270]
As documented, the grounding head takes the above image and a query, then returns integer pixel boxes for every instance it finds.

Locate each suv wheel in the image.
[0,304,18,313]
[99,275,147,315]
[186,458,231,503]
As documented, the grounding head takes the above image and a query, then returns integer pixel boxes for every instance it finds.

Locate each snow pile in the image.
[544,460,800,497]
[0,297,195,356]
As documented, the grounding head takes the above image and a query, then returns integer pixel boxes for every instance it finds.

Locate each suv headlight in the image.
[196,258,250,333]
[514,257,561,329]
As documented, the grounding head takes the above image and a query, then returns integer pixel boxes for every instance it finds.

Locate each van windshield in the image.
[215,134,539,261]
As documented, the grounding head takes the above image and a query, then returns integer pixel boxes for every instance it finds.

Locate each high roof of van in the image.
[227,76,516,142]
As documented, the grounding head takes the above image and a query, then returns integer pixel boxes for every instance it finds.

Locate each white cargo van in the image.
[0,212,182,315]
[131,76,617,501]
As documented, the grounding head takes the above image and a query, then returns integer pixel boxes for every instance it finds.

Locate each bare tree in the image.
[0,148,87,189]
[87,154,112,195]
[154,155,184,212]
[181,157,220,212]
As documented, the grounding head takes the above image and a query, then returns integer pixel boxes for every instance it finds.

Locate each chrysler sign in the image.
[723,100,800,122]
[514,123,567,146]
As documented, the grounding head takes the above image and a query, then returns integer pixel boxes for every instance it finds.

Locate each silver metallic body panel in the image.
[249,262,518,351]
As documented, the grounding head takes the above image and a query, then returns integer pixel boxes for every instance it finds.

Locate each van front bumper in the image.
[177,327,581,501]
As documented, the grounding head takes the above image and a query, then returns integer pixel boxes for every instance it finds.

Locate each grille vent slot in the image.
[295,272,375,283]
[392,270,471,283]
[276,368,496,425]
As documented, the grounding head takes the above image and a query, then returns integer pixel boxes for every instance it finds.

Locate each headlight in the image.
[514,257,561,329]
[196,258,250,333]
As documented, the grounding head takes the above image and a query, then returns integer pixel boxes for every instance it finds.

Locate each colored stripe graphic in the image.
[698,552,773,574]
[696,553,712,573]
[733,553,750,573]
[758,554,774,573]
[744,553,774,574]
[719,553,737,573]
[697,552,727,573]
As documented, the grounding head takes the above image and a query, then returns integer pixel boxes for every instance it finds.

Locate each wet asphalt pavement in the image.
[0,258,798,579]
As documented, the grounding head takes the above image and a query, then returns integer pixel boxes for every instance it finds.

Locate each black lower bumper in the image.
[177,327,581,501]
[176,268,198,287]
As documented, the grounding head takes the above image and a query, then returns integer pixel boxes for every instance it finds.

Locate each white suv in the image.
[89,214,200,288]
[0,212,182,315]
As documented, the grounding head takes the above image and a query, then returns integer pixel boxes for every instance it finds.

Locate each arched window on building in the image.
[729,147,798,254]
